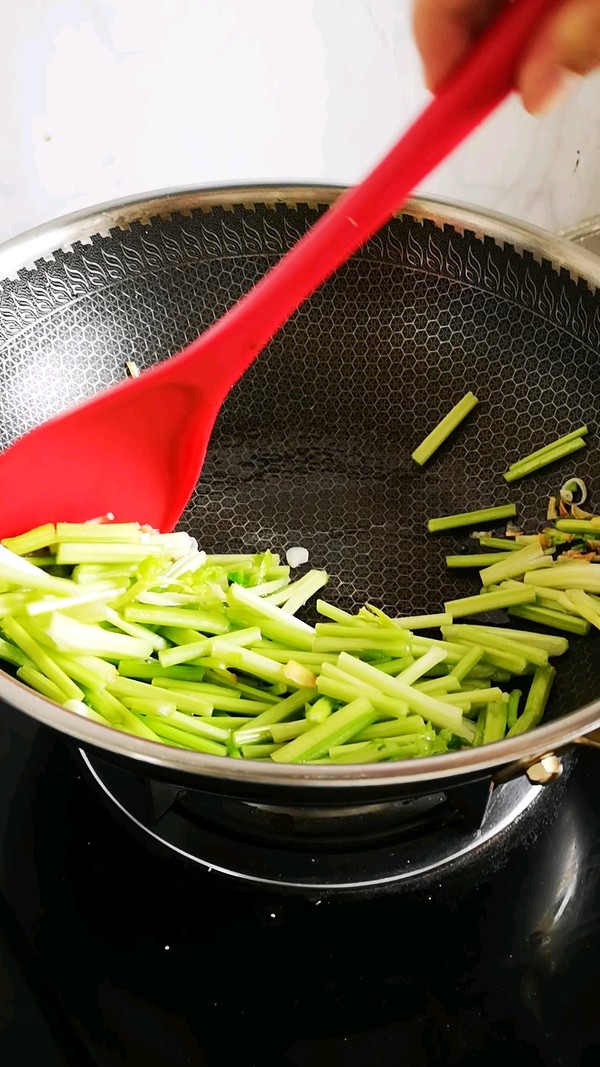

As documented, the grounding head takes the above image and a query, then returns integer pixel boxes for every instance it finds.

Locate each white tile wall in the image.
[0,0,598,243]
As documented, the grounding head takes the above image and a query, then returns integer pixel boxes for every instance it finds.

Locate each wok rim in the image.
[1,181,599,790]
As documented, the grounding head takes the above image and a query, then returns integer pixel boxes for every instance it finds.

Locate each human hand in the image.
[413,0,600,113]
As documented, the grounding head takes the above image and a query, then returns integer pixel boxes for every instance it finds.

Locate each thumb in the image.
[518,0,600,113]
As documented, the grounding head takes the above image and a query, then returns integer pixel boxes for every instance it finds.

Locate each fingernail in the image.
[523,66,579,115]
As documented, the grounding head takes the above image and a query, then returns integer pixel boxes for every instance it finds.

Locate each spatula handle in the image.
[182,0,563,379]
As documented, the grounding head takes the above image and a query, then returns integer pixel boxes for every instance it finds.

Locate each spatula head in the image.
[0,373,216,538]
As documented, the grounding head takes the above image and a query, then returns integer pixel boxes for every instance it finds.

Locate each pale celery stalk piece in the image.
[441,624,549,668]
[336,653,474,739]
[479,541,546,588]
[507,425,587,470]
[54,522,142,542]
[1,523,56,555]
[506,666,555,737]
[42,612,153,660]
[446,553,513,568]
[450,644,484,682]
[105,606,169,652]
[444,585,536,618]
[261,570,327,613]
[393,646,447,686]
[0,544,76,596]
[411,391,478,466]
[17,665,68,704]
[428,504,516,534]
[2,616,83,701]
[56,543,169,565]
[228,583,314,650]
[270,697,376,763]
[233,688,316,744]
[524,565,600,592]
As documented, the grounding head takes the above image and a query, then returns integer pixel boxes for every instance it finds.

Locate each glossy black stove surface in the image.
[1,701,600,1067]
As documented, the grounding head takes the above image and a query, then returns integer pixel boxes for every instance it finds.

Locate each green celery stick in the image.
[124,605,228,633]
[507,425,587,469]
[443,687,505,706]
[270,720,312,742]
[329,739,426,763]
[2,617,83,701]
[0,544,76,597]
[234,688,316,744]
[441,624,549,667]
[316,601,364,625]
[305,697,334,724]
[108,676,214,715]
[54,522,143,542]
[531,586,579,613]
[129,705,230,743]
[0,636,32,668]
[41,612,153,660]
[411,391,478,466]
[412,634,475,663]
[450,644,484,681]
[524,565,600,592]
[17,665,67,704]
[446,553,513,568]
[479,541,546,587]
[354,717,427,741]
[336,653,474,739]
[503,437,586,482]
[394,647,447,686]
[0,593,30,616]
[117,660,205,682]
[390,613,451,629]
[250,647,339,666]
[211,647,287,685]
[241,742,284,759]
[474,537,522,551]
[508,605,590,635]
[314,624,411,639]
[506,689,522,729]
[483,699,508,744]
[24,584,124,620]
[564,590,600,632]
[264,570,328,613]
[146,720,227,755]
[56,543,168,565]
[444,585,536,618]
[316,673,409,720]
[507,666,555,737]
[73,562,139,584]
[235,681,279,703]
[373,656,415,675]
[249,577,291,597]
[554,518,600,534]
[85,688,162,741]
[270,697,376,763]
[50,650,117,691]
[119,696,177,716]
[428,504,516,534]
[414,676,461,694]
[228,583,315,650]
[312,636,411,655]
[2,524,56,555]
[104,607,169,652]
[473,708,486,747]
[446,623,568,656]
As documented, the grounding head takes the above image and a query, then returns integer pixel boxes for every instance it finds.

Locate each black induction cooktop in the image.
[1,696,600,1067]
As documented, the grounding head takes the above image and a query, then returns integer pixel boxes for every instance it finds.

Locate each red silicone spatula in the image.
[0,0,561,537]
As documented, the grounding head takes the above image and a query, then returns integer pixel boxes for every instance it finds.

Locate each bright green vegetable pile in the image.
[0,517,578,764]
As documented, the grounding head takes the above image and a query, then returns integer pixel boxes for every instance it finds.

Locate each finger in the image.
[413,0,507,91]
[518,0,600,113]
